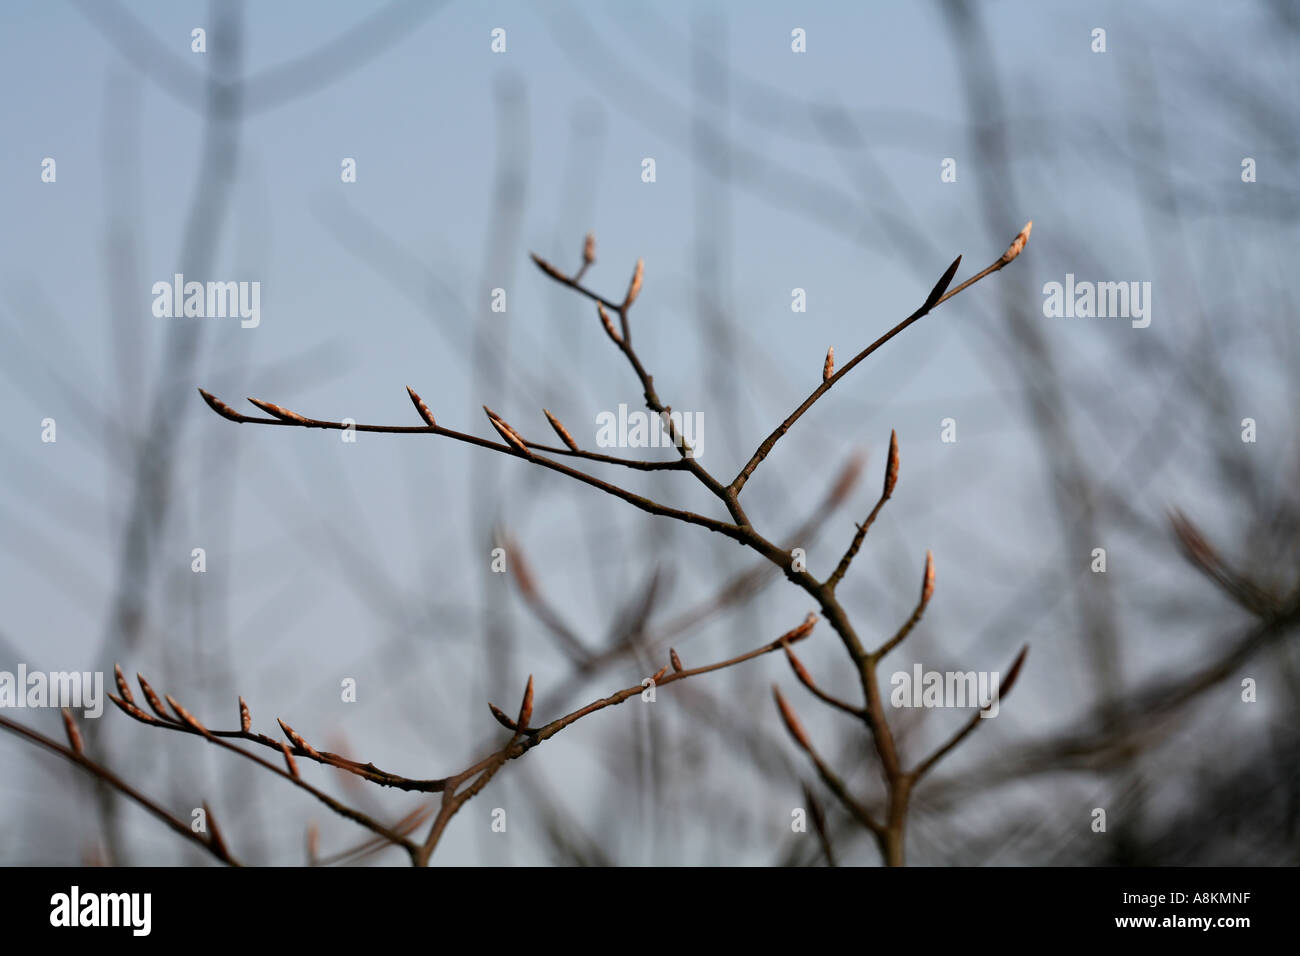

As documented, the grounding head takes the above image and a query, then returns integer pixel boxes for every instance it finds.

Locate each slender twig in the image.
[731,222,1031,498]
[0,714,241,866]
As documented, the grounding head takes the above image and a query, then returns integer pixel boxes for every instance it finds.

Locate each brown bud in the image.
[596,303,622,344]
[62,709,84,755]
[483,406,534,459]
[823,346,835,383]
[197,388,244,422]
[783,643,815,689]
[651,664,669,683]
[238,696,252,733]
[921,550,935,605]
[280,741,300,778]
[113,664,134,704]
[247,397,309,424]
[883,430,900,499]
[530,252,569,283]
[543,409,579,451]
[1002,220,1033,263]
[775,612,818,648]
[488,702,519,732]
[167,694,210,736]
[516,675,535,731]
[108,693,157,724]
[773,687,812,752]
[583,232,596,265]
[670,648,683,672]
[278,718,322,759]
[136,674,170,721]
[624,258,644,308]
[406,386,437,427]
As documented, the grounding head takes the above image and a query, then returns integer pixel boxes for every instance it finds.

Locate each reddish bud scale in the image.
[278,719,322,759]
[62,709,84,754]
[543,409,579,451]
[280,742,300,778]
[114,664,134,704]
[136,675,170,721]
[517,676,535,731]
[483,407,533,459]
[529,253,569,283]
[624,258,644,308]
[167,695,210,735]
[248,397,309,424]
[1002,220,1033,263]
[197,388,244,422]
[109,694,157,724]
[773,687,812,751]
[488,702,518,731]
[406,386,437,427]
[883,430,900,499]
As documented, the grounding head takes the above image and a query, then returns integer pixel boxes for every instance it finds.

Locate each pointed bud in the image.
[543,409,579,451]
[406,386,436,427]
[670,648,683,672]
[167,695,210,736]
[924,255,963,310]
[773,687,813,752]
[921,550,935,605]
[530,252,569,283]
[624,258,644,308]
[488,701,519,732]
[238,696,252,733]
[783,643,815,689]
[198,388,244,422]
[823,346,835,383]
[583,233,596,265]
[883,430,900,499]
[136,674,170,721]
[278,719,322,759]
[114,664,134,704]
[516,676,535,731]
[597,303,622,344]
[108,693,157,724]
[280,741,300,778]
[651,664,669,683]
[62,709,84,754]
[248,398,309,424]
[483,406,534,459]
